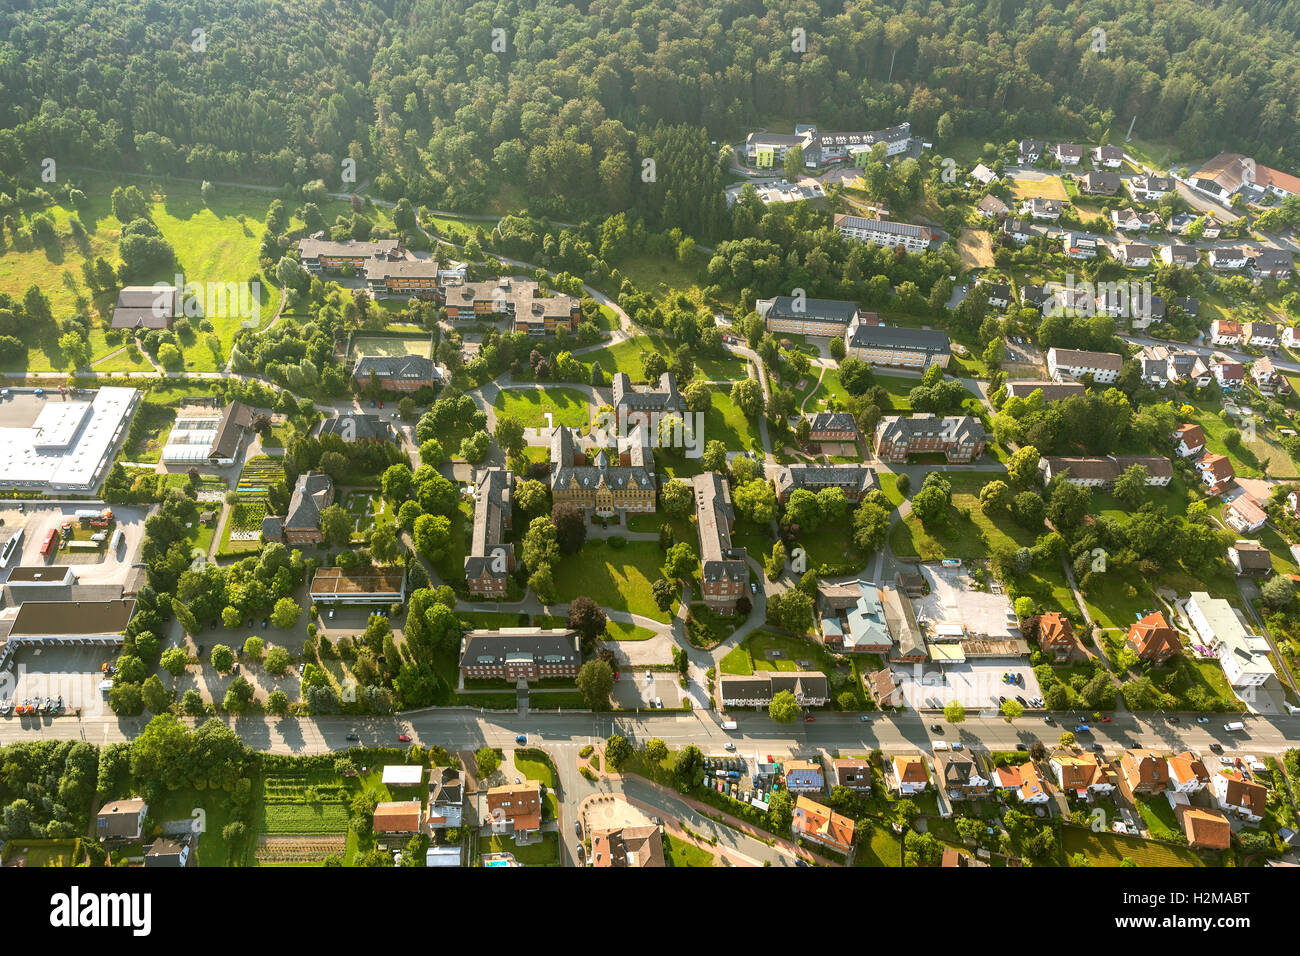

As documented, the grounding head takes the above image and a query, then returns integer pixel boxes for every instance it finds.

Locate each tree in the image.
[396,500,424,533]
[223,675,255,713]
[142,674,171,713]
[577,659,614,710]
[267,690,290,716]
[381,464,413,502]
[242,636,264,661]
[767,788,795,831]
[731,378,765,419]
[605,733,633,769]
[662,541,698,580]
[210,644,234,673]
[265,645,291,676]
[979,479,1010,512]
[660,479,693,517]
[551,501,586,553]
[672,745,704,790]
[702,440,728,472]
[1046,480,1091,531]
[733,477,777,523]
[944,701,966,723]
[652,577,676,612]
[1001,699,1024,721]
[413,513,453,561]
[852,500,891,552]
[320,503,353,547]
[474,746,500,778]
[1112,464,1150,507]
[1058,731,1076,748]
[1262,573,1295,609]
[567,596,607,642]
[160,646,189,678]
[768,689,799,722]
[494,416,526,459]
[514,479,549,515]
[1006,445,1041,486]
[271,597,301,629]
[521,515,560,573]
[911,484,949,525]
[459,431,490,462]
[418,438,445,467]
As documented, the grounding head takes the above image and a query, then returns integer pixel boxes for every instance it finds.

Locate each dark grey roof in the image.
[1253,249,1294,271]
[758,296,860,324]
[297,236,400,260]
[611,371,684,413]
[262,515,283,540]
[550,426,656,496]
[458,629,579,668]
[319,413,392,442]
[285,471,332,531]
[693,472,747,585]
[210,401,254,460]
[353,354,436,381]
[876,414,985,446]
[465,468,514,581]
[112,285,178,330]
[807,411,858,434]
[845,321,951,357]
[773,464,877,500]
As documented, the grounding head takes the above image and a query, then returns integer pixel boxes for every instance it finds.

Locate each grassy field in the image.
[1009,174,1069,202]
[580,333,748,383]
[704,388,763,451]
[492,386,591,428]
[605,620,658,641]
[348,335,431,360]
[854,824,903,867]
[663,833,718,867]
[481,832,560,866]
[1187,396,1297,480]
[890,473,1038,560]
[552,538,676,622]
[1062,826,1210,867]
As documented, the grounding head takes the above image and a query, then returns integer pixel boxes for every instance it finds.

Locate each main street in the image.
[7,708,1297,758]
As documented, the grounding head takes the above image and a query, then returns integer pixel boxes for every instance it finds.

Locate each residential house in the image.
[1003,381,1087,402]
[1167,212,1199,234]
[96,798,147,842]
[892,755,929,795]
[942,849,990,867]
[1191,152,1300,203]
[1213,770,1267,823]
[1020,283,1051,309]
[785,760,826,794]
[441,277,580,335]
[1210,320,1242,346]
[791,796,855,855]
[694,472,749,612]
[1126,612,1182,665]
[427,766,465,830]
[465,467,515,597]
[1080,170,1120,195]
[1130,175,1174,201]
[1024,197,1064,220]
[987,283,1011,309]
[458,628,581,682]
[319,412,393,444]
[1119,749,1171,795]
[1284,325,1300,349]
[1180,807,1232,850]
[1054,143,1083,165]
[144,835,193,868]
[1093,144,1124,167]
[485,782,543,836]
[1228,539,1272,577]
[1197,453,1236,493]
[934,752,991,801]
[1051,754,1116,800]
[352,354,439,393]
[590,825,665,868]
[757,296,864,338]
[874,414,987,464]
[1160,244,1199,268]
[550,426,657,519]
[976,194,1009,218]
[969,163,997,186]
[993,761,1050,804]
[1211,359,1244,390]
[1186,592,1275,690]
[834,214,931,253]
[844,317,951,369]
[1035,612,1081,663]
[831,758,872,793]
[1209,248,1249,271]
[1117,242,1153,268]
[373,801,424,836]
[1252,248,1294,279]
[1002,218,1033,244]
[1019,139,1045,165]
[1046,347,1123,384]
[1244,322,1279,348]
[1168,752,1211,794]
[1061,233,1098,259]
[718,671,830,708]
[1225,494,1268,535]
[866,667,904,709]
[1168,351,1212,387]
[281,471,333,546]
[1113,208,1158,231]
[1172,424,1206,457]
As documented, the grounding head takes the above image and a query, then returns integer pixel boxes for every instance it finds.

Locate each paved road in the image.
[8,708,1297,758]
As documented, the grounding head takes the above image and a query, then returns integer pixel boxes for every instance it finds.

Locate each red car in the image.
[1101,717,1112,723]
[397,733,411,742]
[803,715,816,723]
[613,672,620,682]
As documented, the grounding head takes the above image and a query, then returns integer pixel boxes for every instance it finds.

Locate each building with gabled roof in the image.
[1167,752,1210,793]
[465,467,514,597]
[1197,453,1236,494]
[791,795,855,855]
[718,671,829,708]
[1125,612,1181,665]
[1050,753,1115,799]
[845,316,951,369]
[934,751,991,801]
[1179,806,1232,850]
[1172,424,1205,458]
[693,472,749,612]
[874,414,985,463]
[485,782,542,835]
[772,463,877,504]
[891,755,929,795]
[550,426,656,518]
[352,354,439,393]
[1119,748,1171,795]
[1213,770,1267,823]
[373,800,423,835]
[590,824,665,867]
[458,628,580,683]
[111,285,180,330]
[281,470,333,545]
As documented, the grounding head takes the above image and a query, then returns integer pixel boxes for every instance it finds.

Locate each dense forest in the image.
[2,0,1300,235]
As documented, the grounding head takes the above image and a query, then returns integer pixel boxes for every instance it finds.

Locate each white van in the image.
[1224,721,1246,732]
[721,720,738,731]
[109,528,123,553]
[933,741,950,751]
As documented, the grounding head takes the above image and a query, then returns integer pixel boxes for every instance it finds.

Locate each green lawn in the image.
[605,620,658,641]
[854,824,903,867]
[481,832,560,866]
[580,333,748,383]
[1061,826,1211,867]
[890,473,1038,560]
[663,833,717,867]
[718,631,859,709]
[493,386,591,428]
[552,539,677,622]
[1187,396,1297,480]
[704,388,763,452]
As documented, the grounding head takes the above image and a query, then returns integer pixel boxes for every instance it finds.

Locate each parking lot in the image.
[892,657,1044,712]
[1,645,118,718]
[611,670,681,710]
[0,504,149,585]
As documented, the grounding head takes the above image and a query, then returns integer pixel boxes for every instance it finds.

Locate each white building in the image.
[1185,592,1275,690]
[833,214,931,253]
[1046,347,1123,384]
[0,387,140,494]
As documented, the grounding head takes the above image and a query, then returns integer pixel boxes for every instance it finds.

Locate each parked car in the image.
[515,734,527,744]
[1015,743,1028,751]
[724,742,736,751]
[1209,743,1223,752]
[1197,716,1210,723]
[803,715,815,723]
[654,697,663,709]
[860,714,871,722]
[951,742,964,750]
[397,733,411,742]
[574,821,582,838]
[345,733,360,741]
